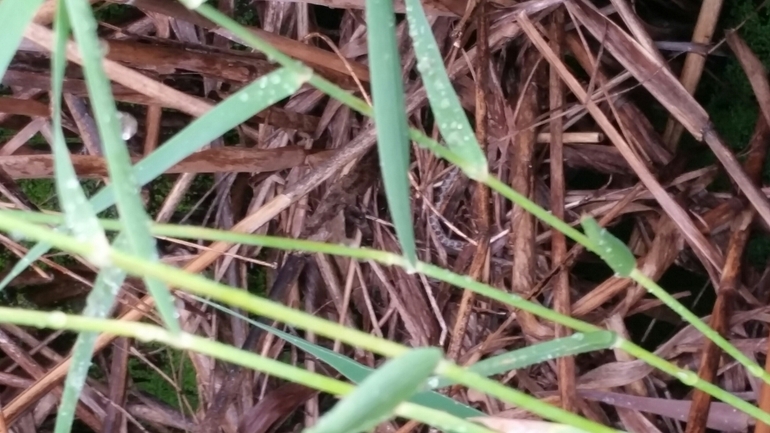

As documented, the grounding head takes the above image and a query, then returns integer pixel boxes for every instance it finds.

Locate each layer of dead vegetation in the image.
[2,0,770,433]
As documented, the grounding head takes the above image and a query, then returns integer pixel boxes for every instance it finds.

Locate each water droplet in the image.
[748,365,765,378]
[118,111,138,140]
[675,370,697,385]
[48,311,67,328]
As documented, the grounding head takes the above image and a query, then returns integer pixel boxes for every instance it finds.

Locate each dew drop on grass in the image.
[425,376,440,389]
[65,178,80,191]
[121,121,138,142]
[749,364,765,378]
[177,333,194,349]
[239,93,250,102]
[47,311,67,328]
[675,370,697,386]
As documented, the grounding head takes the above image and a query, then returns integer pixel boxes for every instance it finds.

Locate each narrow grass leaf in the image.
[0,0,46,78]
[0,301,493,433]
[91,66,310,204]
[2,212,770,427]
[580,216,635,277]
[365,0,417,266]
[0,46,309,296]
[48,0,109,266]
[306,347,443,433]
[429,331,617,389]
[194,4,373,117]
[54,244,128,433]
[403,0,487,179]
[194,297,482,418]
[64,0,180,333]
[49,8,127,433]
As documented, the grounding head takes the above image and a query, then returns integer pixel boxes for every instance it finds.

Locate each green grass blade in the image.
[580,216,635,277]
[54,261,127,433]
[365,0,417,266]
[49,10,130,433]
[0,304,496,433]
[0,0,46,78]
[403,0,488,179]
[429,331,618,389]
[64,0,180,333]
[0,211,767,427]
[193,4,372,117]
[89,66,310,211]
[0,242,51,291]
[49,0,109,263]
[0,59,309,296]
[195,296,483,418]
[306,348,443,433]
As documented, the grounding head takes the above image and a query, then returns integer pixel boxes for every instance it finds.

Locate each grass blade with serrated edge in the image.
[365,0,417,266]
[0,65,314,293]
[192,295,483,418]
[403,0,487,179]
[0,0,46,78]
[64,0,179,332]
[49,8,128,433]
[0,211,765,429]
[307,348,443,433]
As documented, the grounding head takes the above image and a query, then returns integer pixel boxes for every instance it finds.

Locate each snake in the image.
[427,167,515,266]
[428,166,468,252]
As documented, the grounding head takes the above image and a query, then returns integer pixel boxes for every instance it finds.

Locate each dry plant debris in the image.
[2,0,770,432]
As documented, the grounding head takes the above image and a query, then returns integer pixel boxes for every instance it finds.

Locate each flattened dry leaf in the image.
[577,360,653,389]
[575,390,753,432]
[565,0,709,138]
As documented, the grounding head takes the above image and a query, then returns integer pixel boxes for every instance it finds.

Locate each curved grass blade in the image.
[365,0,417,266]
[64,0,180,333]
[403,0,487,179]
[54,256,127,433]
[49,9,130,433]
[195,296,482,418]
[1,212,769,428]
[306,347,443,433]
[49,0,109,264]
[580,216,635,277]
[0,302,496,433]
[0,0,46,78]
[429,331,618,389]
[90,66,311,211]
[0,66,311,292]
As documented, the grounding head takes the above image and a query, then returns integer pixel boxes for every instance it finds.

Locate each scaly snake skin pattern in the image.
[427,166,467,252]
